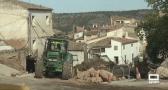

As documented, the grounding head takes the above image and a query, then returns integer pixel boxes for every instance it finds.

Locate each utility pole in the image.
[28,13,32,55]
[84,44,88,62]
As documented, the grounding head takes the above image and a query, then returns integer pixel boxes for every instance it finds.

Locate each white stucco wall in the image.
[101,39,140,65]
[30,10,53,39]
[121,42,140,64]
[69,51,84,66]
[101,40,122,64]
[31,11,54,57]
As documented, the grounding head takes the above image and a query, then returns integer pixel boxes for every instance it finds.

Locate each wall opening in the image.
[26,55,36,73]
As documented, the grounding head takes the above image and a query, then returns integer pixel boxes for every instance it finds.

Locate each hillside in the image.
[53,9,152,32]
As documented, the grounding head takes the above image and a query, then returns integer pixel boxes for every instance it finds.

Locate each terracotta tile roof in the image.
[89,38,111,48]
[2,0,52,10]
[68,41,84,51]
[85,30,98,36]
[110,37,138,44]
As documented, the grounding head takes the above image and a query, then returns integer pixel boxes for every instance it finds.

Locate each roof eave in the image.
[122,41,138,45]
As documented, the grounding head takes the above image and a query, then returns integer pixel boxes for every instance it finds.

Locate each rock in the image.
[156,58,168,78]
[83,71,90,80]
[156,67,168,78]
[112,75,117,81]
[160,58,168,68]
[76,68,114,83]
[88,68,96,77]
[90,77,103,83]
[76,69,90,80]
[99,70,113,82]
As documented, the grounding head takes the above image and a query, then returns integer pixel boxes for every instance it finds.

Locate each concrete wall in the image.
[69,51,84,66]
[30,11,54,58]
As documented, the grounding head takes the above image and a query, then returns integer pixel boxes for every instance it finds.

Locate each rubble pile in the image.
[75,59,115,71]
[76,68,116,83]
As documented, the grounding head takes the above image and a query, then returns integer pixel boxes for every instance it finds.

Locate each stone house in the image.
[0,0,54,70]
[0,0,54,57]
[68,41,84,66]
[88,37,140,65]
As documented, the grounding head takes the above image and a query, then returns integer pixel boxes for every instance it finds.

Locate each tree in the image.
[136,0,168,63]
[146,0,168,13]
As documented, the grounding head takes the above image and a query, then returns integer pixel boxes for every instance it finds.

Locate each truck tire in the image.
[62,59,73,80]
[35,60,43,78]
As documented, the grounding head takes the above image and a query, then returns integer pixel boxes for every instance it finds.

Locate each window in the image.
[114,46,118,50]
[32,16,35,26]
[33,40,36,44]
[131,44,133,47]
[46,16,50,25]
[101,48,105,52]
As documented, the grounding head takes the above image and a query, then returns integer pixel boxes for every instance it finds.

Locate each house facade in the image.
[68,41,85,66]
[101,37,140,65]
[0,0,54,57]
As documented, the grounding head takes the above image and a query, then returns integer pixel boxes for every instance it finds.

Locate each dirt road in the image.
[0,76,168,90]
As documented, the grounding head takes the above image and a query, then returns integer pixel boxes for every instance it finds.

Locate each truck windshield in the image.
[48,41,67,52]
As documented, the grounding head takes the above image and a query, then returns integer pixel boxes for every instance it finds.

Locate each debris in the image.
[75,59,115,71]
[99,70,113,82]
[0,63,20,77]
[76,67,114,83]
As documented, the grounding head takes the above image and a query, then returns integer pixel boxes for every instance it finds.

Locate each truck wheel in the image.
[35,60,43,78]
[62,60,73,80]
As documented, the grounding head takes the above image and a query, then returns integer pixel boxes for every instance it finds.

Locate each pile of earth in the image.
[0,63,20,77]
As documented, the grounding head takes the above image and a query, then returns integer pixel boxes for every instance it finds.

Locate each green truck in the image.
[35,36,74,80]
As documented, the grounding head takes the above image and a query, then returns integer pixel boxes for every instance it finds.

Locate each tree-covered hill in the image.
[53,9,152,32]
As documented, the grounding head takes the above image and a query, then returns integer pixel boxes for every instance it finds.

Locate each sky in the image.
[23,0,149,13]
